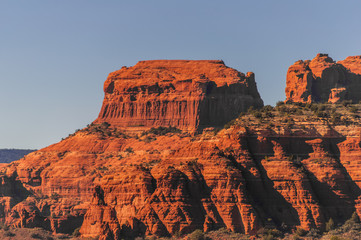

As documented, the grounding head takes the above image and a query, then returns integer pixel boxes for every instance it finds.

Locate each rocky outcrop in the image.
[285,54,361,103]
[94,60,263,132]
[2,104,361,238]
[3,59,361,239]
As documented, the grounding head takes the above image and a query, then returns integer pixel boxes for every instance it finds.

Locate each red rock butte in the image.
[285,54,361,103]
[94,60,263,132]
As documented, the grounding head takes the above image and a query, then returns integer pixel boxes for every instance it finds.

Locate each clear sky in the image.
[1,0,361,149]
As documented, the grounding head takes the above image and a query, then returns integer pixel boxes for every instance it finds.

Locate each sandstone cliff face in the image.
[94,60,263,132]
[3,59,361,239]
[285,54,361,103]
[2,103,361,238]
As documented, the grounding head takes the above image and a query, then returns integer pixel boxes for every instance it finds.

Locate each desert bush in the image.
[319,104,327,111]
[125,147,134,153]
[326,218,335,232]
[238,112,246,118]
[146,236,157,240]
[349,105,358,113]
[316,110,329,118]
[294,227,307,236]
[262,235,275,240]
[0,222,9,230]
[96,166,108,172]
[305,228,320,238]
[329,235,345,240]
[276,101,284,107]
[341,100,353,106]
[247,106,255,113]
[339,212,361,232]
[72,227,81,237]
[351,211,360,222]
[263,228,282,240]
[294,102,306,108]
[31,233,43,239]
[295,108,303,115]
[143,136,155,143]
[142,126,181,136]
[50,192,60,200]
[253,111,263,119]
[262,105,274,112]
[189,229,205,240]
[224,119,236,129]
[330,112,341,124]
[4,231,16,237]
[57,235,70,239]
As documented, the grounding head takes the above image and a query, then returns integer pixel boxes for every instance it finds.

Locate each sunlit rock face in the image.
[94,60,263,132]
[4,57,361,240]
[286,54,361,103]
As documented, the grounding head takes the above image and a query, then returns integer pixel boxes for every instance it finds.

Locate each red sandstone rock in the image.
[2,117,361,238]
[3,59,361,239]
[94,60,263,132]
[285,54,361,103]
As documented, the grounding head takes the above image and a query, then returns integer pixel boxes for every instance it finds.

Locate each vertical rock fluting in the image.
[285,54,361,103]
[2,108,361,238]
[3,57,361,239]
[94,60,263,131]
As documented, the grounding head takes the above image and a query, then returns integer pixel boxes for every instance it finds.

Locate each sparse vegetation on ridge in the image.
[141,126,182,136]
[224,102,361,130]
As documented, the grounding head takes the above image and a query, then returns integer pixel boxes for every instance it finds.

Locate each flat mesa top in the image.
[105,60,250,88]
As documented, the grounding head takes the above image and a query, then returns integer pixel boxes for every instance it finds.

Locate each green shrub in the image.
[305,228,320,238]
[263,105,274,112]
[264,228,282,239]
[276,101,284,107]
[253,111,263,119]
[247,106,255,113]
[57,235,70,239]
[0,222,9,231]
[31,233,43,239]
[72,227,81,237]
[351,211,360,222]
[262,235,275,240]
[341,100,352,106]
[224,119,236,129]
[189,229,205,240]
[141,126,181,136]
[125,147,134,153]
[50,192,60,200]
[330,112,341,124]
[349,106,358,113]
[330,236,344,240]
[326,218,335,232]
[4,231,15,237]
[316,111,329,118]
[294,228,307,236]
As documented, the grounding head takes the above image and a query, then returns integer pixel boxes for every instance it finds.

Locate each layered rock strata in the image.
[1,104,361,238]
[94,60,263,132]
[285,54,361,103]
[2,59,361,239]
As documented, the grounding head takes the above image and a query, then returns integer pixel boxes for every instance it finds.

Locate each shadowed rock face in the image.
[285,54,361,103]
[94,60,263,132]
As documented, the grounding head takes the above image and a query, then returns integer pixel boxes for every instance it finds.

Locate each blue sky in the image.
[1,1,361,149]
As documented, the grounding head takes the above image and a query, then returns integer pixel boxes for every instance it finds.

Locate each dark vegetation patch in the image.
[141,126,182,136]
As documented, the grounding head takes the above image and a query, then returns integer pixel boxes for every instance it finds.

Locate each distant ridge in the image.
[0,149,36,163]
